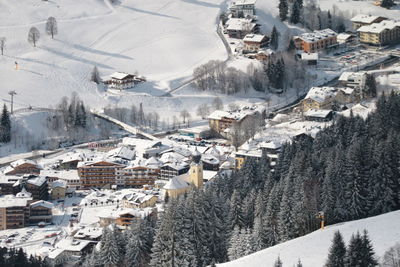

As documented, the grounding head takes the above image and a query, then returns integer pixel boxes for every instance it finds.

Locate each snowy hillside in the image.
[0,0,227,110]
[219,210,400,267]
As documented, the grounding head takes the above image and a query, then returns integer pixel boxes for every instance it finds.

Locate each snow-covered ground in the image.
[0,0,227,110]
[219,210,400,267]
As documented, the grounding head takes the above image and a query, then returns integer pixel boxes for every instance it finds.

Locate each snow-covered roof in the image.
[203,170,218,181]
[226,18,256,31]
[27,176,47,187]
[232,0,257,5]
[304,109,333,118]
[340,87,355,95]
[357,20,400,34]
[243,34,267,43]
[339,71,366,82]
[40,169,80,182]
[163,176,189,190]
[202,154,220,165]
[51,179,67,188]
[0,195,31,208]
[351,14,384,24]
[301,53,319,60]
[107,146,135,160]
[296,28,337,43]
[74,227,103,240]
[47,249,65,260]
[16,187,32,198]
[55,239,93,252]
[304,87,337,103]
[30,200,54,209]
[145,156,163,168]
[259,141,282,150]
[110,72,133,80]
[336,33,352,42]
[10,159,37,168]
[208,105,265,121]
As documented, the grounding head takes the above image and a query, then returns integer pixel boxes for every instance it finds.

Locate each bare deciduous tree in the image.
[196,104,211,119]
[0,37,5,56]
[212,97,223,110]
[28,27,40,47]
[46,17,58,39]
[180,109,190,124]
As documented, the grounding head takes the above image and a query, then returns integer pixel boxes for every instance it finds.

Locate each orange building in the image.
[294,29,338,53]
[78,161,125,189]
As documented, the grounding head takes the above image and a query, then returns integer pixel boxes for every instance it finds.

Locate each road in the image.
[91,110,159,141]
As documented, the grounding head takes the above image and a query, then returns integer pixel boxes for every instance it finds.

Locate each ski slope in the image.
[0,0,227,110]
[219,210,400,267]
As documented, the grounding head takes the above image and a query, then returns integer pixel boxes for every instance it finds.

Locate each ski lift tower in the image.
[8,90,17,114]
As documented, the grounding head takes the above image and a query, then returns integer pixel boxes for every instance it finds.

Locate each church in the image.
[163,149,204,199]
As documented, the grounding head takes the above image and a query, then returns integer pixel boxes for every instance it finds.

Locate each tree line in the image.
[0,247,48,267]
[278,0,348,33]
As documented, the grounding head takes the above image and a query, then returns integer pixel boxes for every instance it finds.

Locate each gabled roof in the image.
[27,176,47,187]
[304,87,337,103]
[30,200,54,209]
[351,14,385,24]
[110,72,134,80]
[243,34,267,43]
[163,176,190,190]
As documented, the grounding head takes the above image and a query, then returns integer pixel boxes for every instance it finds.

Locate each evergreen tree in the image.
[364,74,377,98]
[278,0,289,21]
[270,26,279,50]
[325,231,346,267]
[99,227,123,267]
[228,190,244,229]
[381,0,395,8]
[360,230,378,267]
[327,10,332,29]
[296,259,303,267]
[287,39,296,53]
[0,104,11,143]
[90,66,101,84]
[290,0,301,24]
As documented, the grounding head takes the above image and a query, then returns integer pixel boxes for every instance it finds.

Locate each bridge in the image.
[90,110,159,141]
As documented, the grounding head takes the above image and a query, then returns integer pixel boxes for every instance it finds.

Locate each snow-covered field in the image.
[0,0,227,111]
[219,210,400,267]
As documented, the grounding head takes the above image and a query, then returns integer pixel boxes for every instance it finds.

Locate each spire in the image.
[192,147,201,164]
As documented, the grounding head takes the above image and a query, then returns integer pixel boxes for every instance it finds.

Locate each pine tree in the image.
[327,10,332,29]
[0,104,11,143]
[364,74,377,98]
[228,190,244,229]
[278,0,289,21]
[360,230,378,267]
[287,39,296,53]
[99,227,123,267]
[290,0,301,24]
[270,26,279,50]
[381,0,395,8]
[91,66,101,84]
[296,259,303,267]
[325,231,346,267]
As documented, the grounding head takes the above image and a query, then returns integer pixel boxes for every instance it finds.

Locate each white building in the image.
[229,0,257,18]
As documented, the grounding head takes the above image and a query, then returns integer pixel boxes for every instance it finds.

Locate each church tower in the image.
[190,148,203,188]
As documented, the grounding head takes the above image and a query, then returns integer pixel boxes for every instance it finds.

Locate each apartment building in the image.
[78,161,125,189]
[357,20,400,46]
[294,29,338,53]
[351,14,387,30]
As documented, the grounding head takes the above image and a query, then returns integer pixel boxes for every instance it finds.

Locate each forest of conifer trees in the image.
[85,93,400,266]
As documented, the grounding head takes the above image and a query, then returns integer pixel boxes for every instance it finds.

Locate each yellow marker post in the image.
[15,62,19,70]
[316,211,325,230]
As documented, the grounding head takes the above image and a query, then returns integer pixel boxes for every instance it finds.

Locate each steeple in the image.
[190,148,203,188]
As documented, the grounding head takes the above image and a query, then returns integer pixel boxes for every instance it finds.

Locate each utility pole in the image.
[8,90,17,114]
